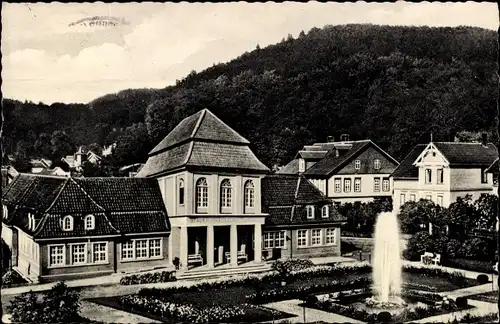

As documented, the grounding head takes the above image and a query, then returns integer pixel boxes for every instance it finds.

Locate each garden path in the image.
[80,300,161,324]
[261,299,365,324]
[409,299,497,323]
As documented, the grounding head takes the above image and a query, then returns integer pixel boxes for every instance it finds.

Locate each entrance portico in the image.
[169,216,265,270]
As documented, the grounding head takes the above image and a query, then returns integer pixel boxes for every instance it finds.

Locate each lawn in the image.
[468,291,498,303]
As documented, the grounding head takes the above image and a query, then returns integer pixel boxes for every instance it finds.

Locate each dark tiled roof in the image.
[391,144,426,180]
[2,174,170,239]
[296,151,328,160]
[433,142,498,166]
[277,159,299,175]
[149,109,250,155]
[140,109,268,177]
[261,174,345,227]
[304,141,371,177]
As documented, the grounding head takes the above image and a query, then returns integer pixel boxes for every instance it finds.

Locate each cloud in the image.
[1,2,498,104]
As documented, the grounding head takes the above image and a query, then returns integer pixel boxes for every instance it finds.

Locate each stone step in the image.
[177,263,270,281]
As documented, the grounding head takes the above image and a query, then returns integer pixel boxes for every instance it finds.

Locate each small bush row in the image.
[119,270,177,285]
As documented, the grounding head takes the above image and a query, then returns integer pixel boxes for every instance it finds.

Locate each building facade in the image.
[392,142,499,213]
[2,174,170,282]
[261,174,346,260]
[279,137,399,204]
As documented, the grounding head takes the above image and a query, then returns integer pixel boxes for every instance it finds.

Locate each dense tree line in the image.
[2,24,497,168]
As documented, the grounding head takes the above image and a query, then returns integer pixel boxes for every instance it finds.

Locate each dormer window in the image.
[28,213,35,230]
[306,206,315,219]
[355,160,361,170]
[85,215,95,230]
[374,159,381,170]
[3,205,7,219]
[62,216,74,231]
[321,205,329,218]
[298,158,305,173]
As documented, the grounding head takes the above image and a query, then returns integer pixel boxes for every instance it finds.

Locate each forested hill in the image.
[3,24,498,169]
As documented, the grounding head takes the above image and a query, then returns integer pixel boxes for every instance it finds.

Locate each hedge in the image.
[120,270,177,285]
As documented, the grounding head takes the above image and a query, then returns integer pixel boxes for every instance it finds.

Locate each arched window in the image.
[196,178,208,210]
[62,215,74,231]
[179,179,185,205]
[321,205,329,218]
[85,215,95,230]
[306,206,315,219]
[220,179,232,208]
[244,180,255,208]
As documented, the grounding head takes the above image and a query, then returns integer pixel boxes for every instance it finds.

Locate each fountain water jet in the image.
[370,211,404,307]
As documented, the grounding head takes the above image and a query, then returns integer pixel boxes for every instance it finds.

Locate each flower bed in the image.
[119,270,177,285]
[441,258,495,274]
[467,291,498,303]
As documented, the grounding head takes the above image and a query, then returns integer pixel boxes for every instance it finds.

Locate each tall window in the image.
[374,178,380,192]
[244,180,255,208]
[136,240,148,259]
[374,159,381,170]
[334,178,341,193]
[306,206,315,219]
[437,169,443,184]
[121,241,134,260]
[196,178,208,210]
[220,179,232,208]
[382,178,390,192]
[321,205,329,218]
[149,239,162,257]
[354,160,361,170]
[425,169,432,184]
[298,158,305,173]
[179,179,185,205]
[481,168,488,184]
[49,245,65,266]
[354,178,361,192]
[410,194,416,202]
[400,193,406,205]
[71,244,86,264]
[84,215,95,230]
[344,179,351,192]
[62,216,73,231]
[326,228,336,245]
[297,230,308,247]
[311,229,322,246]
[437,195,443,206]
[93,243,107,263]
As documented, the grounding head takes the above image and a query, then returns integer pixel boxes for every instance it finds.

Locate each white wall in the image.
[327,174,392,201]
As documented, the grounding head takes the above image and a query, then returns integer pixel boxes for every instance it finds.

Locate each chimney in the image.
[327,136,335,142]
[481,133,488,145]
[340,134,350,142]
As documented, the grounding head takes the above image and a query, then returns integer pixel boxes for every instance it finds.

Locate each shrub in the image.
[403,231,431,260]
[459,238,493,261]
[476,274,489,284]
[377,311,392,323]
[120,270,177,285]
[455,296,468,308]
[2,270,26,287]
[303,294,318,304]
[445,239,463,258]
[441,258,494,274]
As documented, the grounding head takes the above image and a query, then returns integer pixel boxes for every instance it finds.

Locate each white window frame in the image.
[344,178,351,192]
[425,169,432,184]
[70,243,87,265]
[326,228,336,245]
[179,178,185,205]
[354,178,361,192]
[92,242,108,263]
[121,241,135,260]
[2,205,7,219]
[306,206,315,219]
[196,178,209,210]
[298,158,305,173]
[334,178,341,193]
[437,169,443,184]
[374,178,380,192]
[263,232,274,249]
[220,179,232,208]
[244,180,255,208]
[48,244,66,267]
[382,178,390,192]
[410,194,416,202]
[135,239,148,259]
[374,159,381,170]
[437,195,443,206]
[400,193,406,205]
[321,205,329,218]
[311,229,322,246]
[297,230,308,247]
[121,238,163,261]
[62,215,73,231]
[85,215,95,230]
[149,238,162,257]
[354,160,361,170]
[274,231,286,248]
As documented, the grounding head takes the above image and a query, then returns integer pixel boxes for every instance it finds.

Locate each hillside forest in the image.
[2,24,498,171]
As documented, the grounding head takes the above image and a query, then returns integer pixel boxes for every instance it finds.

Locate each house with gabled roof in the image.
[391,141,498,213]
[279,135,399,204]
[138,108,270,270]
[261,174,346,260]
[2,174,170,282]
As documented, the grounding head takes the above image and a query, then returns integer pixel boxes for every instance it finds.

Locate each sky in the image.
[2,2,498,104]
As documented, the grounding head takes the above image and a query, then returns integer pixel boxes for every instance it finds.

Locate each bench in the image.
[187,254,203,265]
[225,244,248,264]
[432,253,441,265]
[420,252,434,265]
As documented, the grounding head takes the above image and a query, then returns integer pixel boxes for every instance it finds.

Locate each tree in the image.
[7,291,41,323]
[473,194,498,230]
[40,282,81,323]
[397,199,439,234]
[447,195,476,236]
[113,123,151,166]
[50,130,76,161]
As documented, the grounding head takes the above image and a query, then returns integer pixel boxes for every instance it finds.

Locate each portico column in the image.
[179,226,188,270]
[254,224,262,263]
[230,224,238,266]
[207,225,214,268]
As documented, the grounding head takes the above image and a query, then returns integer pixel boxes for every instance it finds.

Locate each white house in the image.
[392,141,498,213]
